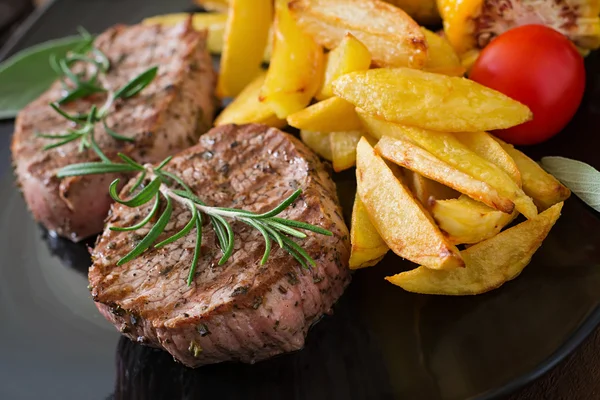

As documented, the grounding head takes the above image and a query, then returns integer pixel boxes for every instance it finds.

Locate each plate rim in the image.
[1,2,600,399]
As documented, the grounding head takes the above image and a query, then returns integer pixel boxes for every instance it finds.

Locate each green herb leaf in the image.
[110,193,161,232]
[109,177,162,207]
[56,161,140,177]
[117,194,173,266]
[541,156,600,212]
[102,118,135,142]
[187,214,203,286]
[155,200,198,248]
[113,66,158,99]
[0,35,88,120]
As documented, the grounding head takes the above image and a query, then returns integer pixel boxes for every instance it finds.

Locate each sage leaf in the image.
[541,156,600,212]
[0,36,88,120]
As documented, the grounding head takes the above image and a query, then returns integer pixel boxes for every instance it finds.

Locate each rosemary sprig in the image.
[39,28,158,161]
[57,155,332,286]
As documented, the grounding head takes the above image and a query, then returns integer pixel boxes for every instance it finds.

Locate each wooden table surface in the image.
[2,1,598,399]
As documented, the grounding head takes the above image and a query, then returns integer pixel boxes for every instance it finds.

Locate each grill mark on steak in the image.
[11,20,217,241]
[90,124,351,367]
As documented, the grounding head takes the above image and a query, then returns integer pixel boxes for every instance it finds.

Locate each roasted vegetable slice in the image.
[349,195,389,269]
[334,68,532,132]
[217,0,272,97]
[385,0,440,25]
[437,0,600,56]
[215,71,285,128]
[431,195,517,245]
[356,137,464,270]
[287,97,363,132]
[289,0,428,68]
[386,202,563,295]
[260,0,324,118]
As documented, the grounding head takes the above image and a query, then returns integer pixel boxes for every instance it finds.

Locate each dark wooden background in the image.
[1,1,598,399]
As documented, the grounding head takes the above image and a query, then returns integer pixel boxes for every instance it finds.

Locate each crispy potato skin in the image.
[333,68,532,132]
[215,71,285,128]
[300,130,333,160]
[287,97,363,132]
[330,131,363,172]
[289,0,427,68]
[387,202,563,295]
[421,28,465,76]
[349,195,389,269]
[431,196,517,245]
[217,0,272,97]
[260,0,325,118]
[356,137,464,270]
[317,33,372,100]
[494,138,571,211]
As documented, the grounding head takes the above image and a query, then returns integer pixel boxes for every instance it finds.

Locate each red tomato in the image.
[469,25,585,145]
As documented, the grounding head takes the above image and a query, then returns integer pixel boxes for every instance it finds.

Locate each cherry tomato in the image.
[469,25,585,145]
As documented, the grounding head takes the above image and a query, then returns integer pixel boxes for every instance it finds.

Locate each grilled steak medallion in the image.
[90,124,351,367]
[11,20,216,241]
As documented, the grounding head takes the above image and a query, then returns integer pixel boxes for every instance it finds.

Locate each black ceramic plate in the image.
[2,1,600,399]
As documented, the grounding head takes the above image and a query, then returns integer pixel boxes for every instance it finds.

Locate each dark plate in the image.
[1,1,600,399]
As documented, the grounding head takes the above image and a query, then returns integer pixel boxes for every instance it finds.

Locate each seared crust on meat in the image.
[11,20,217,241]
[90,124,351,367]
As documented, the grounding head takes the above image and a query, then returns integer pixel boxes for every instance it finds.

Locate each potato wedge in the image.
[260,0,324,118]
[287,97,362,132]
[217,0,272,98]
[194,0,229,12]
[317,32,371,100]
[334,68,532,132]
[300,130,332,161]
[455,131,521,186]
[431,195,517,245]
[215,71,285,128]
[289,0,427,69]
[375,135,515,213]
[349,195,389,269]
[422,28,465,77]
[356,138,463,270]
[362,115,538,218]
[329,131,363,172]
[495,138,571,211]
[387,202,563,295]
[143,13,227,55]
[404,170,458,207]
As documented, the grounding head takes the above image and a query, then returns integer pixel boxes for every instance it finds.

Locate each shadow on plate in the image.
[40,226,93,276]
[112,288,395,400]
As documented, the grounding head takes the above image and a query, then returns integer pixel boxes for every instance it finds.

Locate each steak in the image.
[89,124,351,367]
[11,20,217,241]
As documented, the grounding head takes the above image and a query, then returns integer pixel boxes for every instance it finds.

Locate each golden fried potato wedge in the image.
[194,0,229,12]
[356,138,464,270]
[455,131,521,186]
[215,71,285,128]
[422,28,465,77]
[317,32,371,100]
[260,0,324,118]
[143,13,228,55]
[300,130,332,161]
[329,131,364,172]
[387,202,563,295]
[289,0,427,68]
[375,135,515,213]
[334,68,532,132]
[349,195,389,269]
[217,0,272,97]
[431,195,517,245]
[495,138,571,211]
[403,170,458,207]
[362,115,538,218]
[287,97,362,132]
